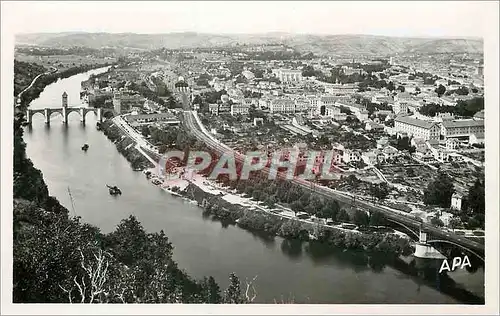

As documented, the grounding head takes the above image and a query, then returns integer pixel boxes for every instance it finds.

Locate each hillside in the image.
[15,32,483,56]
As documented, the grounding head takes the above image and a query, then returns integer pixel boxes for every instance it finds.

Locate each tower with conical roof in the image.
[62,92,68,108]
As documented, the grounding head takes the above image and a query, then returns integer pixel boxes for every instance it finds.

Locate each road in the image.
[181,107,484,255]
[16,66,58,104]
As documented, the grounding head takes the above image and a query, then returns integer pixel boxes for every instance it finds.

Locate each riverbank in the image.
[100,119,155,170]
[13,63,247,304]
[160,174,414,259]
[17,63,113,110]
[14,64,113,211]
[16,62,485,304]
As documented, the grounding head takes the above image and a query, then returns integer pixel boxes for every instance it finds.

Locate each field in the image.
[15,53,116,72]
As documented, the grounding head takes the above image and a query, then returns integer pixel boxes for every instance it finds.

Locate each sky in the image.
[1,1,498,38]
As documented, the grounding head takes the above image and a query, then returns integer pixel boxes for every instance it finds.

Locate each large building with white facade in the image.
[272,69,303,83]
[270,98,296,113]
[440,119,485,139]
[394,116,440,141]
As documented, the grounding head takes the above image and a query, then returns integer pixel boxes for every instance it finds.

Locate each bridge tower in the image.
[61,92,68,124]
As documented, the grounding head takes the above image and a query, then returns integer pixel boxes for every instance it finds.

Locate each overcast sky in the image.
[2,1,497,38]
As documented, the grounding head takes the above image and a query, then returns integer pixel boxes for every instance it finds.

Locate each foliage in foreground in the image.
[14,201,256,303]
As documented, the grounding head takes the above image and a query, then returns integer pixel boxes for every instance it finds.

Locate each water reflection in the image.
[367,255,387,273]
[20,66,484,304]
[249,230,276,249]
[280,239,303,259]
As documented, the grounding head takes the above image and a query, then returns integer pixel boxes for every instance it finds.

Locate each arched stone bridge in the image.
[26,107,103,125]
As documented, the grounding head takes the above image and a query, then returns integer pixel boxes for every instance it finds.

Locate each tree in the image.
[106,215,155,266]
[448,217,463,230]
[290,201,303,215]
[202,276,222,303]
[397,85,405,93]
[369,212,386,226]
[141,125,150,137]
[370,183,389,201]
[464,178,485,215]
[423,172,455,208]
[455,86,469,96]
[318,200,340,219]
[337,209,350,223]
[353,210,369,227]
[406,168,415,178]
[387,81,395,91]
[430,216,444,227]
[435,84,446,97]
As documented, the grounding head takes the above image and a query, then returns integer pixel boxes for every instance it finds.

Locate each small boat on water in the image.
[151,178,162,185]
[107,185,122,195]
[81,144,89,151]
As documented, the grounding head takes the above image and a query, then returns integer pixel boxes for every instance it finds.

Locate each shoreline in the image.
[14,64,484,304]
[91,74,485,305]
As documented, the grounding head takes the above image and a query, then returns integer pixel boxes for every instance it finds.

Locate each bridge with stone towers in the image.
[26,92,103,126]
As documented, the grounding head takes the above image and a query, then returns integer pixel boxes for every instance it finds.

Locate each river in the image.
[23,68,484,304]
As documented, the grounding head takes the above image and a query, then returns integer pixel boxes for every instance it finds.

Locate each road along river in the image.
[23,68,484,303]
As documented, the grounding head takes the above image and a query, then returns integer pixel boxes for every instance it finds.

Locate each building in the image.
[372,94,393,105]
[440,119,485,139]
[381,146,400,160]
[365,121,385,131]
[469,132,485,145]
[126,113,180,126]
[241,70,255,80]
[209,103,219,115]
[112,90,145,114]
[325,105,347,121]
[342,149,361,163]
[446,138,460,150]
[294,97,310,112]
[258,97,271,109]
[393,101,409,115]
[337,102,369,122]
[362,150,385,165]
[113,92,122,114]
[451,193,463,211]
[230,103,249,116]
[62,92,68,107]
[272,69,303,83]
[394,116,440,141]
[270,98,295,114]
[476,64,484,76]
[356,109,369,122]
[324,83,357,95]
[473,110,485,120]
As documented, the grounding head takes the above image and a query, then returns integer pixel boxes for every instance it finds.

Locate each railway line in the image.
[181,109,485,255]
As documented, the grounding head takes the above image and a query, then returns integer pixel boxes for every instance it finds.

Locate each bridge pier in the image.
[414,229,446,261]
[44,108,50,125]
[80,108,86,124]
[62,107,68,124]
[97,108,102,123]
[26,110,32,125]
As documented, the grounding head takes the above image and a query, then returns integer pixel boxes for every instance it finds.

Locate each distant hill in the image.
[15,32,484,56]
